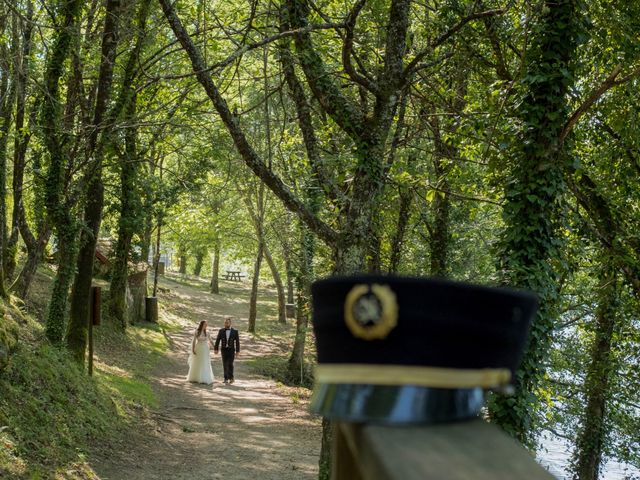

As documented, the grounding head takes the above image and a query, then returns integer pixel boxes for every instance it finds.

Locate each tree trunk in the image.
[6,2,34,281]
[67,177,103,361]
[12,219,50,300]
[68,0,122,360]
[40,0,84,343]
[152,214,162,297]
[488,0,581,446]
[110,91,138,328]
[193,252,204,277]
[106,0,151,325]
[178,253,187,274]
[572,269,619,480]
[0,10,16,299]
[287,219,314,382]
[46,229,78,343]
[429,147,452,278]
[388,187,412,273]
[140,217,153,264]
[210,239,220,294]
[282,236,295,304]
[247,241,263,333]
[262,241,287,324]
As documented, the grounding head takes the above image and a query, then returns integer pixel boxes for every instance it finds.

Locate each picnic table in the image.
[223,270,245,281]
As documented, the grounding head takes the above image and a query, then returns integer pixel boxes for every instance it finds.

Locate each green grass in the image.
[0,319,118,478]
[247,355,315,389]
[0,267,175,478]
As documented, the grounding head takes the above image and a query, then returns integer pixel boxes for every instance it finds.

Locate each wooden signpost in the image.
[88,286,101,376]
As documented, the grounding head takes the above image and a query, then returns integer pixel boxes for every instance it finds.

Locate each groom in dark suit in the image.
[214,317,240,384]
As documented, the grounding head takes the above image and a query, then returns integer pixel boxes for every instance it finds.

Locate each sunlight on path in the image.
[92,276,320,480]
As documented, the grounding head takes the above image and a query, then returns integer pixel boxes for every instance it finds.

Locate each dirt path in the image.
[92,276,321,480]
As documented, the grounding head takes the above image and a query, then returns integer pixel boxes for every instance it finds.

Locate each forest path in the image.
[91,275,320,480]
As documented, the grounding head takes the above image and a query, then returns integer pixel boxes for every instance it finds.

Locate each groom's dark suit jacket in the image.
[214,327,240,352]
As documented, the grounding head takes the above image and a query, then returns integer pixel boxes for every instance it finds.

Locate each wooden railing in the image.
[331,420,555,480]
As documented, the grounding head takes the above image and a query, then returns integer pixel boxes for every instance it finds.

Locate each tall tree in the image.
[0,7,17,299]
[67,0,124,362]
[108,0,152,327]
[488,0,583,446]
[571,265,620,480]
[40,0,85,343]
[6,0,35,282]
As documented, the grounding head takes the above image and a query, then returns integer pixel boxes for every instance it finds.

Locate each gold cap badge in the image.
[344,284,398,340]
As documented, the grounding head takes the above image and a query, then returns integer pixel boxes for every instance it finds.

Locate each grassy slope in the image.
[0,268,316,478]
[0,267,172,479]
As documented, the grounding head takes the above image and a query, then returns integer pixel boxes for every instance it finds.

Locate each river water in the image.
[538,434,640,479]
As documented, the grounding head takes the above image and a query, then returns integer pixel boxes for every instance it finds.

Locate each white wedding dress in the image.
[186,332,214,384]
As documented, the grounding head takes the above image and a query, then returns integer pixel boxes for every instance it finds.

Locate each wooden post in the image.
[88,286,101,376]
[331,420,555,480]
[146,296,158,323]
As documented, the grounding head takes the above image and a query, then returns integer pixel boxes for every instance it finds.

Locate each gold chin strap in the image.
[315,364,511,389]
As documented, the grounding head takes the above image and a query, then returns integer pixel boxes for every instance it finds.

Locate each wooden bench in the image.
[223,270,245,281]
[332,420,555,479]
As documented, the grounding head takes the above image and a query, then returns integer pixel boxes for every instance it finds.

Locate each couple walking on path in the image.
[187,317,240,385]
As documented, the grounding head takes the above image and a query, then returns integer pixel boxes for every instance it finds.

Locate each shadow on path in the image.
[91,276,320,480]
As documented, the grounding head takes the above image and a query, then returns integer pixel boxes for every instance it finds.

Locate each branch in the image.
[211,22,346,72]
[342,0,378,94]
[414,183,502,206]
[569,172,640,298]
[286,0,365,140]
[380,0,411,93]
[158,0,338,246]
[480,1,512,82]
[279,16,346,205]
[560,64,640,143]
[139,23,347,84]
[403,9,505,80]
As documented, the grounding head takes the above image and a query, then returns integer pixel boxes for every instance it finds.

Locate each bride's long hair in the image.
[195,320,207,337]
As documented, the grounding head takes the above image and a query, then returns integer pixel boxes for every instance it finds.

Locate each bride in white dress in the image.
[186,320,214,384]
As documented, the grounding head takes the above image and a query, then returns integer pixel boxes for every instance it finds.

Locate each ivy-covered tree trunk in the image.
[110,91,139,328]
[571,268,619,480]
[263,241,287,324]
[193,252,204,277]
[40,0,84,343]
[178,254,187,274]
[210,238,220,294]
[286,219,314,382]
[46,230,78,342]
[247,241,263,333]
[488,0,582,446]
[108,0,151,325]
